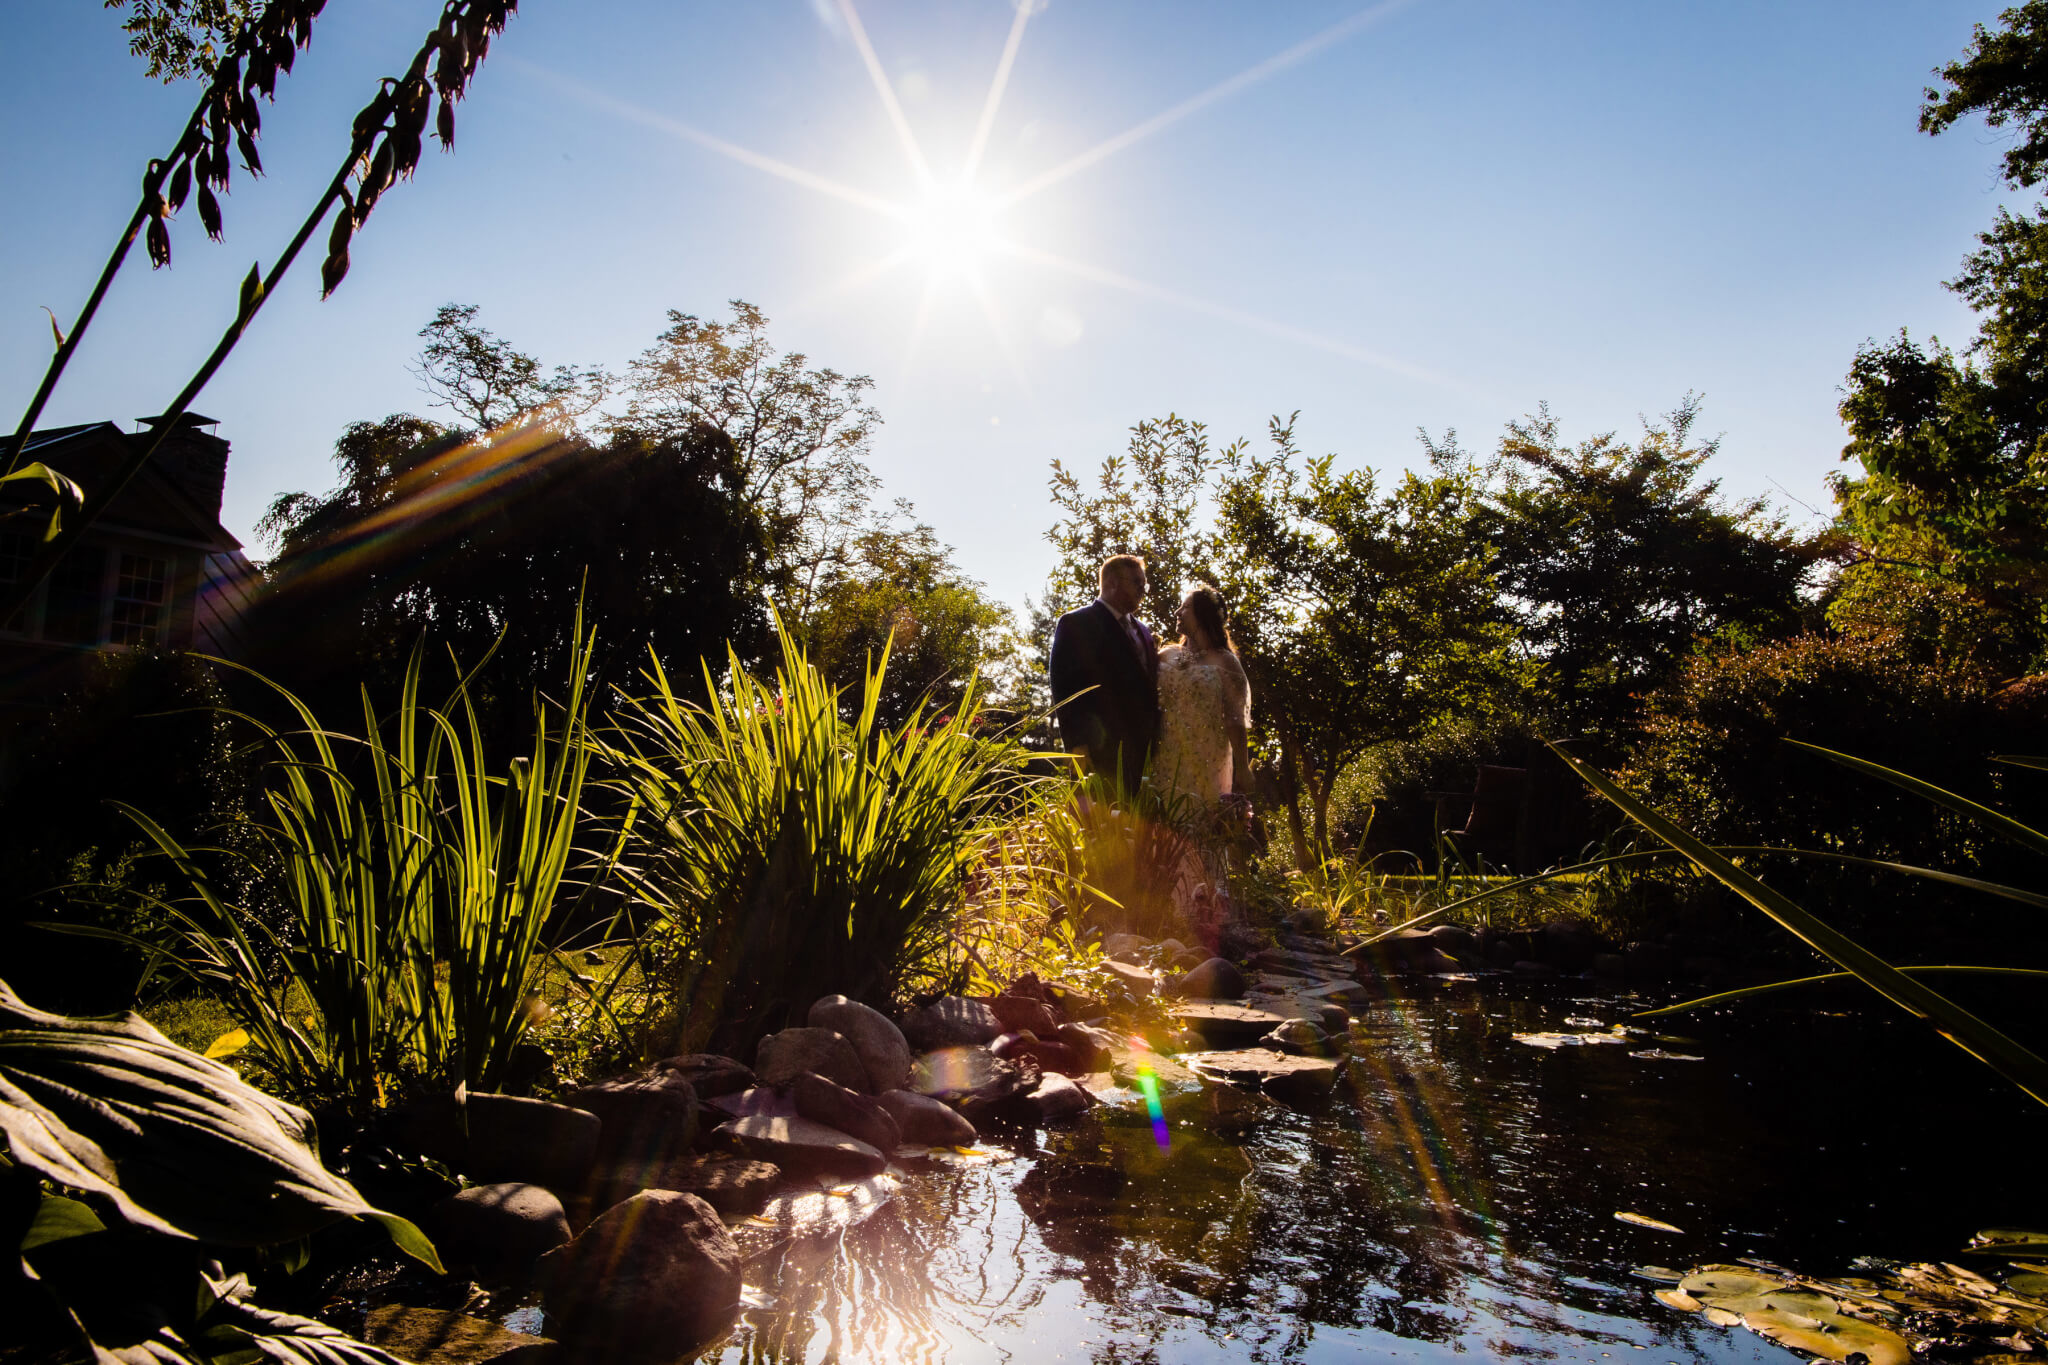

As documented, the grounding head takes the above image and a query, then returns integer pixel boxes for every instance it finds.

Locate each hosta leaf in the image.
[0,980,439,1268]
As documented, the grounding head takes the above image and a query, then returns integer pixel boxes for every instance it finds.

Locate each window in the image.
[111,552,168,647]
[0,533,28,634]
[44,544,106,645]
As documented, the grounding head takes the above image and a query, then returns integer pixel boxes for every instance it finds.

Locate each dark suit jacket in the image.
[1049,599,1159,788]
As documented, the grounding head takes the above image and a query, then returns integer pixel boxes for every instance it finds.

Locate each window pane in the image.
[111,552,169,648]
[44,545,106,645]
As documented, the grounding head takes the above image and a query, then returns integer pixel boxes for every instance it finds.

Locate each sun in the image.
[902,181,1000,279]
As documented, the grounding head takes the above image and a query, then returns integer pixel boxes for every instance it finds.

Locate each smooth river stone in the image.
[717,1114,887,1180]
[1169,1002,1288,1046]
[1184,1047,1342,1104]
[808,995,913,1093]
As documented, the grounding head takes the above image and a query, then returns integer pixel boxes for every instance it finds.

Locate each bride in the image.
[1151,583,1253,813]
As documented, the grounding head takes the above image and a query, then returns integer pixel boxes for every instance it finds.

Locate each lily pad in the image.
[1515,1031,1630,1049]
[1964,1228,2048,1257]
[1654,1288,1701,1312]
[1742,1308,1911,1365]
[1632,1266,1684,1283]
[1630,1049,1706,1061]
[1702,1306,1742,1327]
[2007,1271,2048,1299]
[1617,1211,1684,1233]
[1679,1270,1782,1300]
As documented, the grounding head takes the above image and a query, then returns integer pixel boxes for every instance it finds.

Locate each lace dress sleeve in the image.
[1219,651,1251,730]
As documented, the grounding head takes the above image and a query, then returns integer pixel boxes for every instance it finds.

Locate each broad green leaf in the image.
[1637,965,2048,1017]
[203,1029,249,1060]
[0,979,442,1269]
[20,1191,105,1251]
[1552,743,2048,1109]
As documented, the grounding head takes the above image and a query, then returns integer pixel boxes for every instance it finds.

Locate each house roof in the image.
[11,420,240,553]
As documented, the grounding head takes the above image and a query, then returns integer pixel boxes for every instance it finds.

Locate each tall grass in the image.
[62,623,601,1111]
[603,617,1038,1056]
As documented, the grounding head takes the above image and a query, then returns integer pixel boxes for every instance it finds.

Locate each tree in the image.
[414,304,609,433]
[1043,414,1222,627]
[613,301,882,613]
[1921,1,2048,192]
[104,0,261,82]
[1468,396,1817,736]
[798,505,1020,728]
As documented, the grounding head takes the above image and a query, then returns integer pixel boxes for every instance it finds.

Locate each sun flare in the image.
[902,181,1001,279]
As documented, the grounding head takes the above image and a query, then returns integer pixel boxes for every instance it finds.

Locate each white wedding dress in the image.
[1150,643,1252,808]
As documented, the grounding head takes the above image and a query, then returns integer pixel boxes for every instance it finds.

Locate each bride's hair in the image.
[1183,583,1235,653]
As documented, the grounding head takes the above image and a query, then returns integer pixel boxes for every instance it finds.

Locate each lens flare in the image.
[1135,1064,1170,1149]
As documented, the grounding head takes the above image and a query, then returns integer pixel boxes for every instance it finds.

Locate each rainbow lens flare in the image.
[1134,1065,1169,1148]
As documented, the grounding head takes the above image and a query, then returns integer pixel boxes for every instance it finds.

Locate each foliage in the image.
[1326,712,1549,867]
[603,616,1036,1057]
[614,301,883,610]
[103,0,263,83]
[0,978,432,1363]
[1464,395,1818,737]
[797,508,1021,727]
[1043,413,1221,627]
[61,626,601,1112]
[252,409,769,745]
[1921,0,2048,193]
[413,303,609,433]
[0,650,251,1016]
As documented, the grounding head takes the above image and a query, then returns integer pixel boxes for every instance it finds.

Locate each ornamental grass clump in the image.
[62,621,601,1113]
[604,616,1037,1056]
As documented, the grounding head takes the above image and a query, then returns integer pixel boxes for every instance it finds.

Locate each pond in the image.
[688,974,2048,1364]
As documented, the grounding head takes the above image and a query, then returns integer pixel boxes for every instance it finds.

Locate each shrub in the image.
[1328,713,1551,869]
[604,618,1037,1058]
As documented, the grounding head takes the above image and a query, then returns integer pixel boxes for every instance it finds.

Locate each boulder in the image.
[1261,1018,1332,1055]
[756,1026,869,1093]
[900,996,1003,1050]
[1168,957,1246,1000]
[539,1191,740,1357]
[1486,939,1520,969]
[989,993,1061,1037]
[1591,952,1626,978]
[790,1070,901,1154]
[1540,918,1605,973]
[1103,932,1146,961]
[392,1093,600,1191]
[425,1183,570,1281]
[716,1114,887,1180]
[1045,982,1107,1022]
[1428,923,1479,958]
[1024,1072,1094,1123]
[639,1153,782,1217]
[1185,1047,1342,1106]
[1155,937,1191,959]
[1512,959,1559,977]
[807,995,913,1093]
[1170,1002,1288,1047]
[1053,1022,1114,1072]
[706,1084,797,1121]
[877,1089,978,1147]
[1102,960,1157,999]
[911,1045,1026,1103]
[563,1071,698,1171]
[651,1053,754,1100]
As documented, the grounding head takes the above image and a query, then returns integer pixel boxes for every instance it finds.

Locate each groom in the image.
[1049,554,1159,795]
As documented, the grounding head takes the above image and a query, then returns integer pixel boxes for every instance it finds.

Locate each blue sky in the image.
[0,1,2024,609]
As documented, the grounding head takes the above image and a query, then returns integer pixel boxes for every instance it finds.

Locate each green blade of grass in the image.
[1717,846,2048,911]
[1636,965,2048,1017]
[1995,754,2048,773]
[1787,739,2048,859]
[1342,849,1685,951]
[1552,741,2048,1108]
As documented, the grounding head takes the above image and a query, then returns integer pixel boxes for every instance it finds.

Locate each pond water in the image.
[696,974,2048,1364]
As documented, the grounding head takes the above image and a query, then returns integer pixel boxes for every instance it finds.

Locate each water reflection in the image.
[703,975,2048,1363]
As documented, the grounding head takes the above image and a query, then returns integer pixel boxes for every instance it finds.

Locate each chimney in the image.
[135,413,229,521]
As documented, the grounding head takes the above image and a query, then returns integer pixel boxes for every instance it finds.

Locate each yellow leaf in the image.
[204,1028,249,1059]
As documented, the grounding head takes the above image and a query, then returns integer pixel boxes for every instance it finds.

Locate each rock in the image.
[1624,942,1678,979]
[1428,924,1478,957]
[1045,982,1107,1022]
[392,1093,601,1190]
[716,1114,887,1180]
[1170,1002,1289,1047]
[756,1026,869,1093]
[1298,978,1370,1009]
[1416,947,1462,973]
[911,1046,1028,1106]
[1261,1018,1332,1054]
[877,1089,978,1146]
[1025,1072,1095,1122]
[790,1070,901,1154]
[425,1183,570,1281]
[1487,939,1519,968]
[1102,960,1157,999]
[1541,918,1605,972]
[1155,937,1191,959]
[538,1190,740,1357]
[1168,957,1246,1000]
[1591,951,1625,977]
[563,1070,698,1171]
[706,1084,797,1121]
[1185,1047,1342,1105]
[363,1305,555,1364]
[651,1053,755,1100]
[807,995,913,1093]
[640,1153,782,1217]
[989,993,1061,1037]
[1053,1022,1114,1072]
[900,995,1003,1050]
[1103,932,1146,960]
[1512,959,1558,977]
